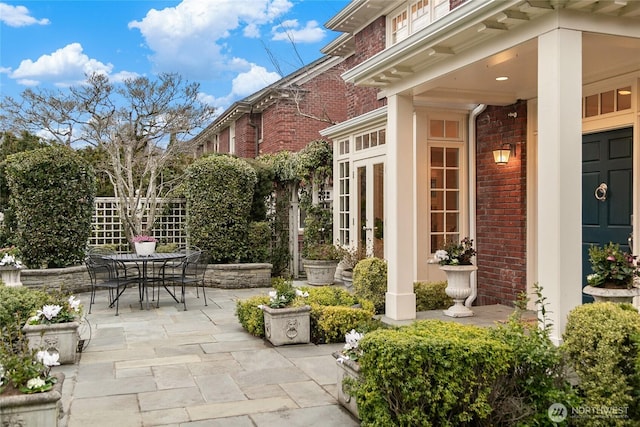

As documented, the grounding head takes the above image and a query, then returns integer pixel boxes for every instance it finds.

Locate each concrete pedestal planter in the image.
[440,265,477,318]
[262,305,311,346]
[302,259,338,286]
[0,267,22,287]
[0,372,64,426]
[341,269,353,288]
[22,322,80,364]
[332,354,361,420]
[583,285,640,304]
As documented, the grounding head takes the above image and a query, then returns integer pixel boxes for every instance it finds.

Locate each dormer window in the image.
[388,0,453,46]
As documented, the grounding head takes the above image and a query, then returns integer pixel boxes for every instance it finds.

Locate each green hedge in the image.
[563,302,640,425]
[245,221,270,263]
[185,155,257,263]
[414,281,452,310]
[5,145,96,268]
[356,321,511,426]
[353,258,387,314]
[235,285,379,343]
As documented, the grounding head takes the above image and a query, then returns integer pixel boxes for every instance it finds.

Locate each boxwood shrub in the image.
[353,257,387,314]
[355,320,511,426]
[563,302,640,424]
[5,145,96,268]
[414,281,452,310]
[235,284,378,343]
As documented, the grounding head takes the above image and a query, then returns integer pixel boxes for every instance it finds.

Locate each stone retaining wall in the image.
[205,263,272,288]
[19,263,272,293]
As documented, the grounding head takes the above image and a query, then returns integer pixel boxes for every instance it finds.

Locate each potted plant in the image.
[302,243,342,286]
[132,235,157,256]
[332,329,364,419]
[340,244,368,288]
[1,317,65,426]
[258,278,311,346]
[434,237,477,318]
[22,295,82,364]
[583,242,640,303]
[0,247,24,287]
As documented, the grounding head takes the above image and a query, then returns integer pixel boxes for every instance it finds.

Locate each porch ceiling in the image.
[413,32,640,106]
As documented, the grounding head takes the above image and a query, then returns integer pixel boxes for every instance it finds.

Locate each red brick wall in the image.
[234,114,258,158]
[219,128,230,154]
[475,101,527,306]
[347,16,387,119]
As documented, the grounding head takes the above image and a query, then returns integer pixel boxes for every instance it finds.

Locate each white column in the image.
[385,94,416,320]
[537,29,583,344]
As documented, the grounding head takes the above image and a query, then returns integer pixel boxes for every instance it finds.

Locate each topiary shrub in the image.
[353,257,387,314]
[5,145,96,268]
[414,281,452,310]
[185,155,257,263]
[245,221,270,263]
[562,302,640,424]
[355,320,511,426]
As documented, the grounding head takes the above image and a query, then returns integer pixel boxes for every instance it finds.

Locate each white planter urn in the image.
[0,267,22,287]
[0,372,64,426]
[262,305,311,346]
[134,241,156,256]
[22,321,80,364]
[302,259,338,286]
[440,264,477,318]
[582,285,640,304]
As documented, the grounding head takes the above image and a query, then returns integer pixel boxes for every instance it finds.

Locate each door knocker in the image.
[594,183,607,202]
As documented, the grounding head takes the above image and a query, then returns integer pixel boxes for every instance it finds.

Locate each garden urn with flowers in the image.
[583,242,640,303]
[332,329,363,419]
[259,279,311,346]
[434,237,477,318]
[22,295,83,364]
[0,247,24,287]
[133,235,157,256]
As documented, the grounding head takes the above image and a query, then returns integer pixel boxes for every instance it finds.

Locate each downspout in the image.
[466,104,486,307]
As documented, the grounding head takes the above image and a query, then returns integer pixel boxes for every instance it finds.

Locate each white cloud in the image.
[271,19,324,43]
[231,63,280,97]
[0,3,50,27]
[127,0,293,78]
[10,43,113,86]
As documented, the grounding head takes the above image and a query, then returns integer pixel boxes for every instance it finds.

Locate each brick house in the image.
[320,0,640,343]
[193,55,356,158]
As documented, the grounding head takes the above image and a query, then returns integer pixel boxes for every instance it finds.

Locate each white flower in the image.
[257,304,265,310]
[26,377,46,390]
[0,253,23,268]
[37,350,60,368]
[434,250,449,262]
[68,295,81,312]
[37,305,62,321]
[0,363,4,386]
[295,289,309,298]
[345,329,364,350]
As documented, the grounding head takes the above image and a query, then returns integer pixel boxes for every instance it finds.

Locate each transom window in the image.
[584,86,632,118]
[355,128,386,151]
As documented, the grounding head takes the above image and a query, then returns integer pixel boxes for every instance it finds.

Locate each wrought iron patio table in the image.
[103,252,186,310]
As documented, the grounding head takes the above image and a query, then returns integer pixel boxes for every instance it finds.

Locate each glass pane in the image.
[373,163,384,258]
[446,213,459,232]
[431,169,444,189]
[445,120,459,138]
[358,167,367,244]
[585,94,598,117]
[431,234,444,254]
[601,90,614,114]
[379,129,386,145]
[431,147,444,167]
[430,120,444,138]
[363,134,370,149]
[618,87,631,110]
[445,191,458,210]
[356,136,362,151]
[370,132,378,147]
[431,213,444,232]
[431,190,444,210]
[445,169,458,189]
[445,148,459,167]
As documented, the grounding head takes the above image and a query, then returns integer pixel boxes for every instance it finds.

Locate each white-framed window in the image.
[584,86,632,118]
[388,0,453,46]
[427,116,464,253]
[355,128,386,152]
[338,160,350,245]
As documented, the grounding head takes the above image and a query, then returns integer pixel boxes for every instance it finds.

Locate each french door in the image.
[354,159,385,258]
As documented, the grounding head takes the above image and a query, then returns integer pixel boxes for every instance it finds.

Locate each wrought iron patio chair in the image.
[85,255,140,316]
[159,251,208,310]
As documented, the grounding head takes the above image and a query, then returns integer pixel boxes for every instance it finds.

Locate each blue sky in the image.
[0,0,350,112]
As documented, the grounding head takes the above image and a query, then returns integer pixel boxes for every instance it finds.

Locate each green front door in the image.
[582,127,633,302]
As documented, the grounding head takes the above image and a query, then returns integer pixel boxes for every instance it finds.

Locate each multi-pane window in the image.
[355,128,386,151]
[338,161,350,245]
[584,86,632,118]
[389,0,454,46]
[429,147,460,253]
[339,139,350,155]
